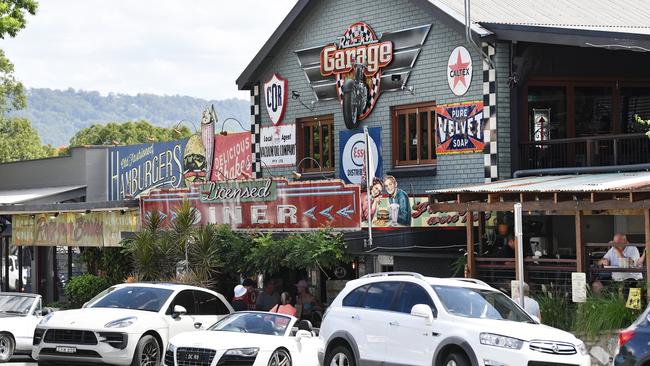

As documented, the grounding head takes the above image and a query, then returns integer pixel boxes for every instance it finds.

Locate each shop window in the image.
[392,103,436,166]
[527,86,568,140]
[621,87,650,133]
[574,87,613,137]
[297,115,334,172]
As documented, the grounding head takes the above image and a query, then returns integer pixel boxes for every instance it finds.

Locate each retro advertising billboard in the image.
[211,132,253,181]
[260,124,296,167]
[339,127,382,185]
[140,179,361,231]
[436,101,485,154]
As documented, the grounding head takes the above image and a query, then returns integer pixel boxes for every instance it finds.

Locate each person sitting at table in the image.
[636,249,646,267]
[598,233,643,282]
[498,235,516,258]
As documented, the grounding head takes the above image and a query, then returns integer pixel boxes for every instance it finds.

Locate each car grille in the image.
[216,354,257,366]
[528,362,578,366]
[43,329,98,345]
[40,348,101,358]
[98,332,128,349]
[529,341,577,355]
[176,347,217,366]
[164,349,174,366]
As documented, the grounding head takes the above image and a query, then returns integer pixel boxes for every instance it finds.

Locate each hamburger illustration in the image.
[183,135,207,186]
[373,208,390,227]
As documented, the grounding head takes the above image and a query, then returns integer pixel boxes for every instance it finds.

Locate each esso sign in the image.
[351,141,366,166]
[264,73,288,125]
[341,132,379,185]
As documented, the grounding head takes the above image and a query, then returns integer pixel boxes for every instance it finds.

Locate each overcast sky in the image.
[2,0,296,101]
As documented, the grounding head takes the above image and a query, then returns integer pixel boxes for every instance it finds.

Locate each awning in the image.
[0,185,86,205]
[427,172,650,212]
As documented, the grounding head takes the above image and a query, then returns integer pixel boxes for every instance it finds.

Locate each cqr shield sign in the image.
[264,73,288,125]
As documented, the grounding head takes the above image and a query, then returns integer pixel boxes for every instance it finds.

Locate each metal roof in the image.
[436,0,650,36]
[427,172,650,194]
[0,185,86,204]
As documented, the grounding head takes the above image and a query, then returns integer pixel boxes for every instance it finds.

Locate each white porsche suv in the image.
[319,272,591,366]
[32,283,233,366]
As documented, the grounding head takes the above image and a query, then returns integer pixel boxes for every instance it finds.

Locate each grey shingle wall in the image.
[248,0,506,193]
[495,41,512,179]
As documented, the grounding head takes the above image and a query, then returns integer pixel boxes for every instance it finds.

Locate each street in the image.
[6,356,34,365]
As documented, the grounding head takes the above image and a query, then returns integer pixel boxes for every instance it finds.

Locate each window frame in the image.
[193,290,230,316]
[391,102,437,167]
[166,289,196,315]
[394,282,438,317]
[297,115,335,173]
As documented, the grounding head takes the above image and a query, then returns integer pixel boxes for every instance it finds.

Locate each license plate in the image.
[55,346,77,354]
[183,353,203,361]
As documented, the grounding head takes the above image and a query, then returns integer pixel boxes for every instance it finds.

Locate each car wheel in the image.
[0,333,14,362]
[326,346,355,366]
[131,335,160,366]
[268,348,291,366]
[443,351,470,366]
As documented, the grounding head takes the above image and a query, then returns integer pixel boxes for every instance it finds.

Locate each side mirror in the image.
[172,305,187,319]
[295,330,312,340]
[41,308,51,316]
[411,304,434,325]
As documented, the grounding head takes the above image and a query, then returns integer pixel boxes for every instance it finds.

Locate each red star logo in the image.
[449,50,470,89]
[274,127,281,137]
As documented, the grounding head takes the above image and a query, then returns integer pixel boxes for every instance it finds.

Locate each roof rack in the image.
[449,278,490,287]
[360,272,425,280]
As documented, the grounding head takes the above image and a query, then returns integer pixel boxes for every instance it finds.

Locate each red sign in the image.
[211,132,252,181]
[140,179,361,231]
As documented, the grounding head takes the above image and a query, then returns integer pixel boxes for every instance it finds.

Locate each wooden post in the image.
[466,211,475,278]
[645,209,650,301]
[478,212,486,256]
[575,211,584,273]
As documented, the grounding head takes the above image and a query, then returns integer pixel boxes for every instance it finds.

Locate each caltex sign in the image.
[447,46,472,96]
[264,73,288,125]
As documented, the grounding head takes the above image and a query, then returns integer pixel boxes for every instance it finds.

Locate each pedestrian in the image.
[241,278,257,310]
[256,279,280,311]
[231,285,248,312]
[295,280,318,321]
[270,292,297,317]
[513,282,541,322]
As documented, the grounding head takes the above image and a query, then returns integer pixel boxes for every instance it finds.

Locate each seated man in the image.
[599,233,643,282]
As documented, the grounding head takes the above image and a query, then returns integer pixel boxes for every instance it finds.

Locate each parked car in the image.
[32,282,233,366]
[613,305,650,365]
[165,311,320,366]
[0,292,50,362]
[319,272,591,366]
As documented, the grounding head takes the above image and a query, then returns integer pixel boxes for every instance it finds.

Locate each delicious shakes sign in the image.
[141,179,361,231]
[211,132,252,181]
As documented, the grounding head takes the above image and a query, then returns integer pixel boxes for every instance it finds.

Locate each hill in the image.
[11,88,250,146]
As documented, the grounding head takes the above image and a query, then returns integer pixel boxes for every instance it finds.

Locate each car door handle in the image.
[194,322,202,329]
[351,315,360,320]
[389,321,399,326]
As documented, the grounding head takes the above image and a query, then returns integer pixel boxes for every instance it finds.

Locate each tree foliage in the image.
[69,120,192,147]
[0,49,25,112]
[634,114,650,139]
[0,116,55,162]
[0,0,37,39]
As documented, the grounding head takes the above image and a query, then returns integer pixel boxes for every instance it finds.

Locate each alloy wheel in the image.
[268,349,291,366]
[446,361,457,366]
[140,340,159,366]
[0,335,12,361]
[330,353,349,366]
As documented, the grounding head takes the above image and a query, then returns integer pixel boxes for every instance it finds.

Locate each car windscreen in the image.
[208,312,291,336]
[432,285,533,323]
[0,295,34,315]
[89,287,173,312]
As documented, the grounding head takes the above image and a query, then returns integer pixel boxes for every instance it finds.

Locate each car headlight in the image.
[576,341,588,355]
[224,348,259,357]
[105,316,137,328]
[39,313,53,325]
[480,333,523,350]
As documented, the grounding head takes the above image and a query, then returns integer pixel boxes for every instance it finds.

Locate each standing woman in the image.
[295,280,318,321]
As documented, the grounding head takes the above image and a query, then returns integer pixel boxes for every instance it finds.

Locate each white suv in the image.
[319,272,591,366]
[32,283,233,366]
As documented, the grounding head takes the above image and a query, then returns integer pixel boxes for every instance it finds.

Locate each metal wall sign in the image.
[295,23,431,125]
[447,46,473,96]
[211,132,253,181]
[140,179,361,231]
[108,139,189,201]
[436,101,485,154]
[264,73,288,125]
[12,211,139,247]
[339,127,382,184]
[200,179,277,203]
[260,124,296,167]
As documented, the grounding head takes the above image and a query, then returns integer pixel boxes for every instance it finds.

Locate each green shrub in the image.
[64,274,110,308]
[536,289,574,331]
[573,292,641,339]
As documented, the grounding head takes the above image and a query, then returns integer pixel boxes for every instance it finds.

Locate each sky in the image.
[1,0,297,101]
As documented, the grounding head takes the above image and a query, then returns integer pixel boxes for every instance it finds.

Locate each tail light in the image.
[619,329,636,347]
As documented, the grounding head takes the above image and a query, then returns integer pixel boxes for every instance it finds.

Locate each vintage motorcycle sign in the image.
[297,23,431,129]
[264,73,288,125]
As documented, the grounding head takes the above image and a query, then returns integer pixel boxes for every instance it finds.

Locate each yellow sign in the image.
[12,211,139,247]
[627,288,642,310]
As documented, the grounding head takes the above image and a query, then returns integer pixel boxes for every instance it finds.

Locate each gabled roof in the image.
[237,0,650,90]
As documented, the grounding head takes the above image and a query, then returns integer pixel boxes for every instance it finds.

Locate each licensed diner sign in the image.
[140,179,361,231]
